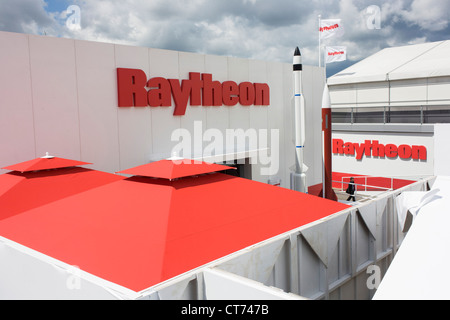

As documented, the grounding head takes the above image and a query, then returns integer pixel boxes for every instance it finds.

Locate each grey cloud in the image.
[0,0,55,33]
[1,0,450,75]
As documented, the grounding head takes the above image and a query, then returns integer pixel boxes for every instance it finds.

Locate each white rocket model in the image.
[320,84,337,201]
[290,47,308,193]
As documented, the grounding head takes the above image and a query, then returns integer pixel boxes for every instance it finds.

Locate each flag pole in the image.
[318,14,321,68]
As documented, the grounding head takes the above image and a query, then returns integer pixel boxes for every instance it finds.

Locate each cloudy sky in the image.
[0,0,449,76]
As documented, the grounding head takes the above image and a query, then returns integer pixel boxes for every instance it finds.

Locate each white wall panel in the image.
[332,131,434,177]
[434,124,450,176]
[389,79,427,106]
[0,237,135,300]
[266,62,286,185]
[427,76,450,104]
[114,44,152,170]
[204,54,230,134]
[179,52,206,158]
[329,84,357,108]
[228,57,250,132]
[330,77,450,107]
[356,82,389,107]
[75,40,120,173]
[248,59,269,182]
[203,268,304,300]
[148,48,181,160]
[249,59,269,131]
[298,235,323,298]
[0,32,35,172]
[29,35,81,160]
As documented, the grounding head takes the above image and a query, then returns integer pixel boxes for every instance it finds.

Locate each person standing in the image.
[346,177,356,202]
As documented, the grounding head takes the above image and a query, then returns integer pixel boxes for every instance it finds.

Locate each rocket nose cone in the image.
[322,84,331,108]
[294,47,301,56]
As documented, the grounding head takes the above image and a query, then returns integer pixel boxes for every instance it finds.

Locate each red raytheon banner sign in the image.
[117,68,270,116]
[333,139,427,161]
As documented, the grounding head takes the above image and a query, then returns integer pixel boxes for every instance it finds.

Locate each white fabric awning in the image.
[373,176,450,300]
[329,41,450,85]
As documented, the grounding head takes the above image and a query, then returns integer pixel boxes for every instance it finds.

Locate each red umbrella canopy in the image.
[0,154,124,221]
[2,153,92,173]
[116,158,236,180]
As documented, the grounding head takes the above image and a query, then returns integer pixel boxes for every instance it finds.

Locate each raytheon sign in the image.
[117,68,270,115]
[333,139,427,161]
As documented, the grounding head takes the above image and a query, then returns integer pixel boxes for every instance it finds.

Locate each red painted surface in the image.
[117,159,235,180]
[332,172,415,191]
[321,108,337,201]
[0,161,349,292]
[0,167,123,221]
[2,157,91,173]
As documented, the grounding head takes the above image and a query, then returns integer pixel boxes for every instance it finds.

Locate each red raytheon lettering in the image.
[320,24,339,32]
[332,139,427,161]
[117,68,148,107]
[117,68,270,115]
[328,51,345,56]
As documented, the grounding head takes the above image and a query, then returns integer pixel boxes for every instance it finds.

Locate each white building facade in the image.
[328,41,450,179]
[0,31,326,189]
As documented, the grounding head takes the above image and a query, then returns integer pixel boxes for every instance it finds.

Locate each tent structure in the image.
[0,157,349,298]
[328,40,450,109]
[328,41,450,85]
[374,176,450,299]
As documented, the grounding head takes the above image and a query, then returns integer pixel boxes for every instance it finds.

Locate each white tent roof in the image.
[373,176,450,300]
[329,40,450,85]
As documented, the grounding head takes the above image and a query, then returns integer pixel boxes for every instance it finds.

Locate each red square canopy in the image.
[2,153,92,173]
[0,159,349,292]
[116,158,235,180]
[0,155,123,221]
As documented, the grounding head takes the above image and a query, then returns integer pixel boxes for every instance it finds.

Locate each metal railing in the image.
[333,179,392,202]
[334,175,428,202]
[337,176,395,192]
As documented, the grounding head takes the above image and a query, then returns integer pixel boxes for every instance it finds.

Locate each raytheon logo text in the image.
[333,139,427,161]
[320,24,339,32]
[328,51,345,56]
[117,68,270,116]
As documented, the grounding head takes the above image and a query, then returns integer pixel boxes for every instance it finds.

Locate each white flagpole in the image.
[318,15,321,68]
